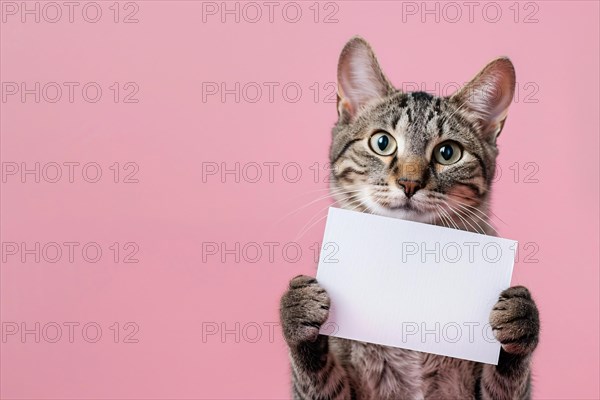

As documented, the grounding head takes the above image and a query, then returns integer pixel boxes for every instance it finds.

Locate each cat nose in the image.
[397,179,421,198]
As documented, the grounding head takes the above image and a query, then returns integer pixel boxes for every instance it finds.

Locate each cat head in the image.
[330,36,515,229]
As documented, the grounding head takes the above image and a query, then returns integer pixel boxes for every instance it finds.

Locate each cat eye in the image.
[369,131,397,156]
[433,141,463,165]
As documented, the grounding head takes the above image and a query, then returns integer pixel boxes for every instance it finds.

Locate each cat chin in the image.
[361,198,435,224]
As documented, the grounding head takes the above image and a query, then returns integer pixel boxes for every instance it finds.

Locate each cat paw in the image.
[490,286,539,356]
[280,275,330,347]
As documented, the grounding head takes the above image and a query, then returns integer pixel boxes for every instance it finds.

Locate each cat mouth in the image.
[386,202,418,211]
[368,197,430,215]
[373,197,429,213]
[365,199,436,223]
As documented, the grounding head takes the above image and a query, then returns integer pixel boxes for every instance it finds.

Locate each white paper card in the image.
[316,207,516,365]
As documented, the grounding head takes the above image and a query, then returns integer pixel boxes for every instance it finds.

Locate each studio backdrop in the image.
[1,1,599,399]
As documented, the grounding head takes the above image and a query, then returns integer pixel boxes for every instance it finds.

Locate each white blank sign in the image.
[316,207,517,365]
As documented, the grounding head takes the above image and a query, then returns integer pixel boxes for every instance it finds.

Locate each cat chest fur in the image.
[337,339,480,400]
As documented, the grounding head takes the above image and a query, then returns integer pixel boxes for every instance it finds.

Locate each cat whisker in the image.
[436,205,460,230]
[443,203,473,232]
[286,183,363,201]
[294,194,366,240]
[442,201,485,234]
[451,196,507,226]
[435,207,450,229]
[434,205,452,229]
[294,214,330,242]
[275,187,364,227]
[345,195,370,214]
[450,204,487,235]
[293,201,343,241]
[429,191,506,227]
[293,196,353,240]
[449,200,499,235]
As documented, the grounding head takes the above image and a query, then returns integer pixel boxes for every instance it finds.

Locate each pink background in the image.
[1,1,598,399]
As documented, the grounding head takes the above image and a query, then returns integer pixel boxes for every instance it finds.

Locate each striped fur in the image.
[280,37,539,399]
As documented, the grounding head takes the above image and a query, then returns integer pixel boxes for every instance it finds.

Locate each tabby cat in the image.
[280,37,539,400]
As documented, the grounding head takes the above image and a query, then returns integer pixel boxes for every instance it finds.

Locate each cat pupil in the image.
[440,145,453,160]
[378,135,389,150]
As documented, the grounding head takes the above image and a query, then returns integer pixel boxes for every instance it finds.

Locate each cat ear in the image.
[451,57,516,142]
[337,36,394,122]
